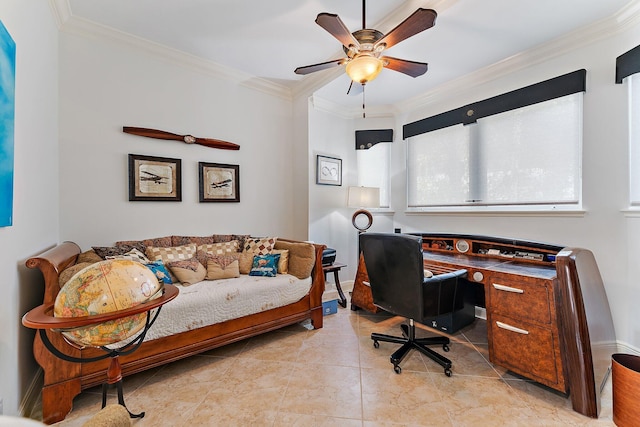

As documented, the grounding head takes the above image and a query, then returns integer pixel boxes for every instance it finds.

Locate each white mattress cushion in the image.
[143,274,312,341]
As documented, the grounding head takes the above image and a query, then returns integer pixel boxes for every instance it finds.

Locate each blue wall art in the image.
[0,20,15,227]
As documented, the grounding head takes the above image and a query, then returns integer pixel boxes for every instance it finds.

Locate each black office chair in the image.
[360,232,468,376]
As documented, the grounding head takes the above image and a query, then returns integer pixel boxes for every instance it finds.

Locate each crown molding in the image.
[395,0,640,113]
[51,2,292,101]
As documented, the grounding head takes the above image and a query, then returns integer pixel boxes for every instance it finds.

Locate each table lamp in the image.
[348,186,380,232]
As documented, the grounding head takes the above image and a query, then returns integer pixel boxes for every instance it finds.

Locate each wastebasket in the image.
[612,353,640,426]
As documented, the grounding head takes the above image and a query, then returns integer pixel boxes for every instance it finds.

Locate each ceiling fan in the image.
[294,0,437,95]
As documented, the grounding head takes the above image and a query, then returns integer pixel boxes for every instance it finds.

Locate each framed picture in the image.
[128,154,181,201]
[199,162,240,202]
[316,155,342,186]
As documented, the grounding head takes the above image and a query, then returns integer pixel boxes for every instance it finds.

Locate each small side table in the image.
[323,262,347,308]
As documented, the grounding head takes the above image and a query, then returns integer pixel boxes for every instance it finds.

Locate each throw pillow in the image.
[249,254,280,277]
[77,249,103,264]
[243,237,277,255]
[272,249,289,274]
[92,243,146,259]
[167,258,206,285]
[205,254,240,280]
[171,235,215,246]
[116,235,172,249]
[273,240,315,279]
[144,260,173,284]
[58,262,93,288]
[146,244,197,281]
[239,237,277,274]
[212,234,251,251]
[106,248,150,264]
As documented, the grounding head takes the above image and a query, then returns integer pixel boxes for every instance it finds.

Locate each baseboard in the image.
[339,279,354,293]
[616,341,640,356]
[20,368,43,418]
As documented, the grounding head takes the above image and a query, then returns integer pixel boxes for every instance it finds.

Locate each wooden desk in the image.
[351,233,617,419]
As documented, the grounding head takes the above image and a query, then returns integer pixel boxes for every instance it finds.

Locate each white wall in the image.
[307,102,395,281]
[58,31,299,249]
[0,1,58,416]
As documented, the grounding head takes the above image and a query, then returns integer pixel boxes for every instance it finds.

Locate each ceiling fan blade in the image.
[347,80,364,96]
[315,13,360,49]
[123,126,182,141]
[382,56,428,78]
[123,126,240,150]
[193,137,240,151]
[375,8,437,50]
[295,58,345,75]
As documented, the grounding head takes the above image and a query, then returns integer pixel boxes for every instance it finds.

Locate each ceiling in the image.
[64,0,632,112]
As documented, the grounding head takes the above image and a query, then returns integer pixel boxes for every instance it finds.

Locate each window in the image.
[357,142,390,208]
[407,93,582,209]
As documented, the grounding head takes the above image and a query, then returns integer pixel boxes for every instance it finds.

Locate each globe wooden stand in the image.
[22,285,178,419]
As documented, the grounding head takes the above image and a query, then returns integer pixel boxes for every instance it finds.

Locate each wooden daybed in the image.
[24,238,326,424]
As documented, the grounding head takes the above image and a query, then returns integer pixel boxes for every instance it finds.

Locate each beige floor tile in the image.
[42,306,615,427]
[274,412,362,427]
[279,364,363,419]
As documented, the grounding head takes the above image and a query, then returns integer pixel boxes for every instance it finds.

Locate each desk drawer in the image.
[488,273,552,325]
[489,313,565,390]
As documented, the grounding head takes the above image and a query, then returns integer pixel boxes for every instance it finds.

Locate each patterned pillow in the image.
[205,254,240,280]
[167,258,206,286]
[145,244,197,281]
[239,237,277,274]
[106,248,150,264]
[171,235,215,246]
[116,236,172,249]
[92,243,146,259]
[243,237,277,255]
[249,254,280,277]
[196,241,239,264]
[144,260,173,284]
[212,234,251,252]
[272,249,289,274]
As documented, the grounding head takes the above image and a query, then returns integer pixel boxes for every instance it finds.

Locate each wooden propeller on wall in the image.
[123,126,240,150]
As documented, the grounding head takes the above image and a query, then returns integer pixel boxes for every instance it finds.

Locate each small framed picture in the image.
[199,162,240,202]
[316,155,342,186]
[128,154,181,201]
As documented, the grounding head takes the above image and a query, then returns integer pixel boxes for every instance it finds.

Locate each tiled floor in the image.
[38,299,616,426]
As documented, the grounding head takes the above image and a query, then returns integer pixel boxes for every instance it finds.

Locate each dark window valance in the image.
[403,69,586,139]
[616,44,640,84]
[355,129,393,150]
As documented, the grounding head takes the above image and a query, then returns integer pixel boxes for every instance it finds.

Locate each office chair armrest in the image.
[423,269,467,284]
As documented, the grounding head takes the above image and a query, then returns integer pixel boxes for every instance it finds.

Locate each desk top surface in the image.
[423,251,557,280]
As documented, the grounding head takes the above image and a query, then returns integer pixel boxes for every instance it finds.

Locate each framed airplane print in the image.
[199,162,240,202]
[128,154,182,201]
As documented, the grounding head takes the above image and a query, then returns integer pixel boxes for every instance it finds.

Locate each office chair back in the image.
[360,233,425,320]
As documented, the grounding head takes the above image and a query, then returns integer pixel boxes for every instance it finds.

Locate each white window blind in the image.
[357,142,390,208]
[407,93,582,209]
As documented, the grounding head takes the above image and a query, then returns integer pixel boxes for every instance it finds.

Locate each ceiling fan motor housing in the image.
[344,29,385,58]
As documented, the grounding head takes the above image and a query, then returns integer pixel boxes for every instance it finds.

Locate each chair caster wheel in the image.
[443,344,450,352]
[394,365,402,374]
[445,368,452,377]
[373,340,379,348]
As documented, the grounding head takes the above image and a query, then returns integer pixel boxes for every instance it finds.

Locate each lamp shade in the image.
[345,55,383,84]
[348,186,380,209]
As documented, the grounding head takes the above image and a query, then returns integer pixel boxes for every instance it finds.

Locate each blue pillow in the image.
[249,254,280,277]
[145,260,173,284]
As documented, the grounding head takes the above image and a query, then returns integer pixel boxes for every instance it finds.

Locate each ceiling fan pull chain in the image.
[363,86,366,118]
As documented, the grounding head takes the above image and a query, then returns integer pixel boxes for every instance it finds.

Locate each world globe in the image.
[54,259,163,348]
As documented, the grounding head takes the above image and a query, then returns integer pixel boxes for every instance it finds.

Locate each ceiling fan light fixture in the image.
[346,54,383,84]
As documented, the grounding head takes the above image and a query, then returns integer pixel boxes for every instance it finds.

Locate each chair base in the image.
[371,320,452,376]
